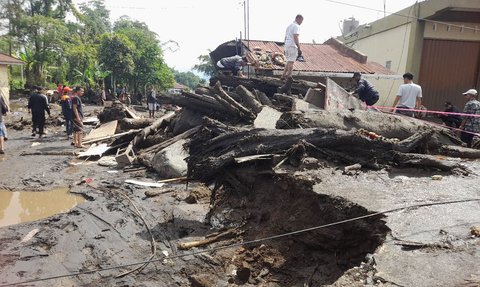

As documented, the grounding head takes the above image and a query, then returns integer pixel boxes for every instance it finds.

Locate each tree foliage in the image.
[1,0,174,92]
[193,53,217,78]
[173,70,206,89]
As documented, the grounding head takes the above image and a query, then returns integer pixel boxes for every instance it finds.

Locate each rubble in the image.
[1,75,480,287]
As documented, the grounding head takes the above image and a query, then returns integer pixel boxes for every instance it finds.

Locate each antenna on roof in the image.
[383,0,386,17]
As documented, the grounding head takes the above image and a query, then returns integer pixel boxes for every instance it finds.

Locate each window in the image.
[385,60,392,69]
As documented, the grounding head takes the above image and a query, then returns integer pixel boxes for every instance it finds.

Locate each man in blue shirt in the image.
[216,55,247,77]
[350,72,379,106]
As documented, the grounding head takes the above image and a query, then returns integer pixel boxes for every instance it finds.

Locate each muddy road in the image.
[0,99,479,287]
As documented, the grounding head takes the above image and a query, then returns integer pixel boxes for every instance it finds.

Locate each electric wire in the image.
[323,0,479,31]
[1,198,479,287]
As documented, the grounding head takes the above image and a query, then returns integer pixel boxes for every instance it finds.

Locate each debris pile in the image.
[82,74,480,179]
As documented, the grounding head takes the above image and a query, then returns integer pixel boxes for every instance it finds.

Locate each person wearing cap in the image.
[61,87,74,139]
[459,89,480,147]
[216,55,248,77]
[27,86,51,138]
[392,72,422,117]
[350,72,380,106]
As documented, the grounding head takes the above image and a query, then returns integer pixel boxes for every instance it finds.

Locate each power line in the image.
[323,0,479,31]
[0,198,479,287]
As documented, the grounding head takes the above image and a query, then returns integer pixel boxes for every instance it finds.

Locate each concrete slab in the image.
[84,120,117,141]
[293,98,321,112]
[304,88,325,108]
[254,106,283,129]
[325,78,366,111]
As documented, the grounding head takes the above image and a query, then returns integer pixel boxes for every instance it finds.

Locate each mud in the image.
[0,187,84,228]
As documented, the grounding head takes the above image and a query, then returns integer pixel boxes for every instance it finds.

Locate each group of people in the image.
[27,85,86,148]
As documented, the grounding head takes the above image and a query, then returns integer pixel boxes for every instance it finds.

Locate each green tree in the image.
[78,0,111,39]
[4,0,72,85]
[98,33,134,91]
[173,70,206,90]
[193,53,216,78]
[113,17,174,93]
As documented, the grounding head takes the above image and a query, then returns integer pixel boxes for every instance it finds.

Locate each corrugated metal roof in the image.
[0,53,24,65]
[242,40,392,75]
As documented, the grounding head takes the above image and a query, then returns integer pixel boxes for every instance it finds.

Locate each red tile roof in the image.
[242,40,392,75]
[0,53,24,65]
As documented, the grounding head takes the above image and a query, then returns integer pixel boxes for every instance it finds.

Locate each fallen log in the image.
[213,74,322,97]
[157,93,229,119]
[235,85,263,114]
[290,109,459,144]
[254,89,273,106]
[177,228,240,250]
[392,152,469,174]
[188,125,470,181]
[119,118,155,131]
[213,81,256,121]
[132,112,175,149]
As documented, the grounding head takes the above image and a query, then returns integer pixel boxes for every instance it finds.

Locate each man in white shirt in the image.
[281,14,303,81]
[392,72,422,117]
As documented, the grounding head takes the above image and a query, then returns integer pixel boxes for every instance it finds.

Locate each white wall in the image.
[0,65,9,108]
[348,23,412,75]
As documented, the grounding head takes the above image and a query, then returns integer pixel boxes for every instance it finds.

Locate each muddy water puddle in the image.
[0,187,85,228]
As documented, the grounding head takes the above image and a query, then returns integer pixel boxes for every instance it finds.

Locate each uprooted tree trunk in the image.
[281,109,462,144]
[119,118,156,131]
[187,121,469,181]
[212,74,322,97]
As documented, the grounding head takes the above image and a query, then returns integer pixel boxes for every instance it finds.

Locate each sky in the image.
[75,0,421,72]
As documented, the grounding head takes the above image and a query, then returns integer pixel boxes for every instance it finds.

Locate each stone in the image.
[292,98,321,112]
[254,106,283,129]
[152,139,188,178]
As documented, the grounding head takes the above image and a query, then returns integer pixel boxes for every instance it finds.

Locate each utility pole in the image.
[7,0,13,74]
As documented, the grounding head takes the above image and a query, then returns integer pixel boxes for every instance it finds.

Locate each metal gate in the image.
[418,39,480,111]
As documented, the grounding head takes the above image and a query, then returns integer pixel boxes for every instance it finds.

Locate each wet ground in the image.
[0,99,479,286]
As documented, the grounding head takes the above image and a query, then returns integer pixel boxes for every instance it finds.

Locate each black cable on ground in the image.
[1,198,479,287]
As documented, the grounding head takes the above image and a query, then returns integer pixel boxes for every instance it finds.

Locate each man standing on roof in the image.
[281,14,303,81]
[350,72,380,106]
[392,72,422,117]
[459,89,480,148]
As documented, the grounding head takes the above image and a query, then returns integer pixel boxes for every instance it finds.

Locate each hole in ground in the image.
[207,172,390,286]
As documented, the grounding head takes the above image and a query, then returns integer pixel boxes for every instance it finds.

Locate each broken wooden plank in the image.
[78,143,110,158]
[83,129,140,145]
[124,106,140,119]
[84,120,118,142]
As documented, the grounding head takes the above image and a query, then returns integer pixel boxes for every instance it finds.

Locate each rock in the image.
[302,157,320,169]
[254,106,283,129]
[189,274,216,287]
[471,226,480,237]
[292,98,321,112]
[152,139,188,178]
[172,109,203,135]
[185,184,212,204]
[236,267,251,284]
